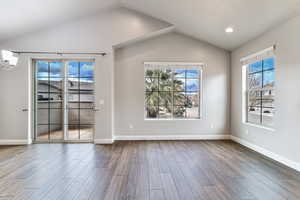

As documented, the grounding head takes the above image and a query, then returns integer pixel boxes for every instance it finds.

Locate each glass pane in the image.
[80,62,94,77]
[80,109,94,125]
[186,92,199,107]
[80,79,94,92]
[160,69,172,79]
[79,125,93,140]
[159,79,172,91]
[36,125,49,140]
[262,108,275,127]
[145,69,160,77]
[249,61,262,73]
[263,57,275,70]
[263,70,275,88]
[174,69,185,78]
[49,93,63,101]
[49,109,63,124]
[49,62,63,77]
[145,77,158,92]
[174,92,186,105]
[80,102,94,109]
[158,105,172,119]
[37,109,48,124]
[159,70,172,91]
[248,91,261,107]
[159,92,172,106]
[174,106,186,119]
[37,102,48,109]
[68,78,80,91]
[49,77,63,93]
[68,109,79,125]
[37,79,49,93]
[68,93,80,102]
[145,105,158,118]
[186,106,199,118]
[49,101,62,109]
[68,96,94,108]
[68,102,79,109]
[186,70,199,78]
[145,92,159,106]
[173,78,185,91]
[80,77,94,83]
[186,79,199,91]
[80,94,95,108]
[68,125,79,140]
[50,125,63,140]
[37,93,49,102]
[247,107,261,124]
[79,93,94,102]
[37,61,49,77]
[68,62,80,77]
[262,89,275,108]
[248,73,262,89]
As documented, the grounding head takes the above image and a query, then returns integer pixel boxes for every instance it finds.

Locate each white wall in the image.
[231,15,300,163]
[0,7,171,142]
[114,32,230,137]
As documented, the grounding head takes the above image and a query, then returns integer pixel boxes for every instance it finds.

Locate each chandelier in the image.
[0,50,19,70]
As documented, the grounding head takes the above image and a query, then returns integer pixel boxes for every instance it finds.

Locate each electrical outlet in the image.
[210,123,214,129]
[129,124,134,129]
[245,129,249,135]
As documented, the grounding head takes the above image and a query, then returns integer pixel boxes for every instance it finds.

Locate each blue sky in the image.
[249,57,274,72]
[174,70,200,91]
[249,57,275,86]
[174,69,199,78]
[37,61,94,82]
[186,79,199,91]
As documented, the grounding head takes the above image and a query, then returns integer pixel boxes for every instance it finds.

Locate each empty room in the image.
[0,0,300,199]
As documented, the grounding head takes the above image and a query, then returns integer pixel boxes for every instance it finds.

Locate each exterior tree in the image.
[145,69,192,118]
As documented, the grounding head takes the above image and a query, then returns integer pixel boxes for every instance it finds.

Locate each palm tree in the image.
[145,69,188,118]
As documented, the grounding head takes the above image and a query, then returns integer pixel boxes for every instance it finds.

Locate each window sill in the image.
[243,122,275,132]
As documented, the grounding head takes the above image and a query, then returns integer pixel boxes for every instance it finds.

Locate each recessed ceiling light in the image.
[225,27,234,33]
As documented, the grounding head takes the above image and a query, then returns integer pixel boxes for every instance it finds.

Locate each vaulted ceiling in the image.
[1,0,300,50]
[0,0,119,43]
[121,0,300,50]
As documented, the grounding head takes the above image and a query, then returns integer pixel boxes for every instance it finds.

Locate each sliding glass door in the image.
[66,61,95,140]
[34,59,95,142]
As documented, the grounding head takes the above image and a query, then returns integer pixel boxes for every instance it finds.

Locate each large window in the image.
[246,57,275,127]
[144,64,202,119]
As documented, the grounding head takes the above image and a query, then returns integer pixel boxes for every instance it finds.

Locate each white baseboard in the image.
[94,139,114,144]
[114,135,230,141]
[0,140,31,145]
[231,135,300,172]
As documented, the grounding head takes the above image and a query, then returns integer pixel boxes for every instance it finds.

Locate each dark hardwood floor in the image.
[0,141,299,200]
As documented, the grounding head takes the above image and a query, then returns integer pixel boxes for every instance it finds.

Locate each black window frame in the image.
[246,57,275,127]
[144,68,202,120]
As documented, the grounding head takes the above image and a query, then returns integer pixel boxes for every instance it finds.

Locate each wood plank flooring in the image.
[0,141,299,200]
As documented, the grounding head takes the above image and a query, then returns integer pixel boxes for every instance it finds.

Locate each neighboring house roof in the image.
[39,80,94,92]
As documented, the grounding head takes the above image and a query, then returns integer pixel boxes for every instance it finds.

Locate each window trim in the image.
[144,62,204,120]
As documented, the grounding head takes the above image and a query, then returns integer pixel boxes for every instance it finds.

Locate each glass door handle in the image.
[22,108,28,112]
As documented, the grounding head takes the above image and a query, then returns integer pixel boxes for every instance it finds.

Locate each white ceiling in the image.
[0,0,300,50]
[120,0,300,50]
